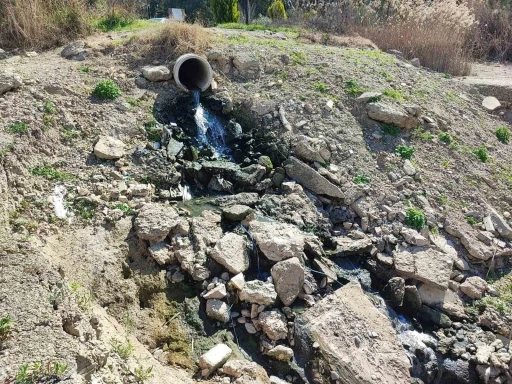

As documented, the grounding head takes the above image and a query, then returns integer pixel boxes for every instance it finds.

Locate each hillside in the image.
[1,22,512,384]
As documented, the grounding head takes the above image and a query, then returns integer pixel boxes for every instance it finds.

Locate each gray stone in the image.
[210,232,250,274]
[418,306,452,328]
[239,280,277,306]
[0,49,7,60]
[410,58,421,67]
[383,277,405,307]
[142,65,171,82]
[258,310,288,340]
[482,96,501,111]
[61,41,86,59]
[266,345,294,361]
[403,285,422,314]
[490,212,512,239]
[233,53,260,79]
[401,228,429,246]
[367,102,419,129]
[284,157,344,198]
[293,136,331,164]
[0,71,22,95]
[148,241,174,265]
[167,138,184,158]
[135,203,179,243]
[206,299,230,323]
[393,246,453,289]
[271,257,304,306]
[203,284,227,300]
[356,92,382,103]
[445,219,493,260]
[222,204,253,221]
[418,283,466,318]
[94,136,125,160]
[198,344,232,376]
[460,276,488,300]
[403,160,416,176]
[249,219,305,261]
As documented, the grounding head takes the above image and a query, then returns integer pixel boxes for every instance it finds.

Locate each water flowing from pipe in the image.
[192,90,230,158]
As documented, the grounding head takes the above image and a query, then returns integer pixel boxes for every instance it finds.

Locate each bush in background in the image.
[210,0,240,23]
[268,0,287,20]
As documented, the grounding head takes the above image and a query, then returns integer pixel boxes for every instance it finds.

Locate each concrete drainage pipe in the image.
[173,54,213,93]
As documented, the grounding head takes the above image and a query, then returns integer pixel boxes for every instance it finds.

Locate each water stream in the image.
[192,90,231,158]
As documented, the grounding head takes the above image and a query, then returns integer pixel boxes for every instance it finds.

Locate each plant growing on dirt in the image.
[405,208,426,230]
[396,145,414,159]
[30,164,74,181]
[0,315,14,341]
[75,200,97,220]
[134,365,154,382]
[496,126,511,144]
[43,100,56,114]
[382,123,401,136]
[92,80,121,100]
[112,203,135,216]
[96,11,135,32]
[14,361,68,384]
[438,132,453,144]
[354,174,371,184]
[473,145,489,163]
[314,82,328,93]
[344,79,365,96]
[110,337,135,360]
[69,282,92,311]
[5,122,28,135]
[210,0,240,23]
[382,88,404,101]
[467,216,478,225]
[268,0,287,20]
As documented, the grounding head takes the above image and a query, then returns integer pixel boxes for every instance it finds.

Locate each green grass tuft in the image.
[496,126,510,144]
[30,165,74,181]
[438,132,453,144]
[396,145,414,159]
[345,79,365,97]
[473,145,489,163]
[405,208,426,230]
[93,80,121,100]
[5,122,28,135]
[382,123,401,137]
[382,88,404,101]
[354,174,371,184]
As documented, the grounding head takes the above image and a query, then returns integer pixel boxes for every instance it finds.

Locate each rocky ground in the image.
[1,24,512,384]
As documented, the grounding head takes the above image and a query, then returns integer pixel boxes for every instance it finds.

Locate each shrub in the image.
[473,145,489,163]
[396,145,414,159]
[405,208,427,230]
[44,100,56,114]
[131,22,211,58]
[496,126,511,144]
[0,0,93,49]
[210,0,240,23]
[314,82,328,93]
[439,132,453,144]
[383,89,404,101]
[467,216,478,225]
[110,337,135,360]
[345,79,365,97]
[268,0,287,20]
[93,80,121,100]
[76,200,97,220]
[14,361,68,384]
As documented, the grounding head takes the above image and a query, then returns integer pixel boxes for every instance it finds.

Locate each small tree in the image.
[210,0,240,23]
[267,0,286,20]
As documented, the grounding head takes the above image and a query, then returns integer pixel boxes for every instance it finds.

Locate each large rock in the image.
[221,359,270,382]
[249,219,305,262]
[210,232,250,274]
[198,344,232,377]
[293,136,331,164]
[271,257,304,306]
[418,306,452,328]
[266,345,294,361]
[459,276,488,300]
[445,219,493,260]
[94,135,125,160]
[258,310,288,340]
[233,53,260,79]
[367,102,419,129]
[297,281,411,383]
[0,71,22,95]
[206,299,230,323]
[442,358,478,384]
[191,210,223,253]
[331,236,373,256]
[61,41,86,60]
[393,245,453,290]
[239,280,277,306]
[222,204,253,221]
[0,49,7,60]
[142,65,171,82]
[490,211,512,240]
[148,241,174,265]
[418,283,466,318]
[401,228,429,246]
[174,236,210,281]
[284,157,344,198]
[482,96,501,111]
[383,277,405,307]
[135,203,179,243]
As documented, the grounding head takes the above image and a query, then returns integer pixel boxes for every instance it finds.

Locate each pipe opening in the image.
[174,54,213,93]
